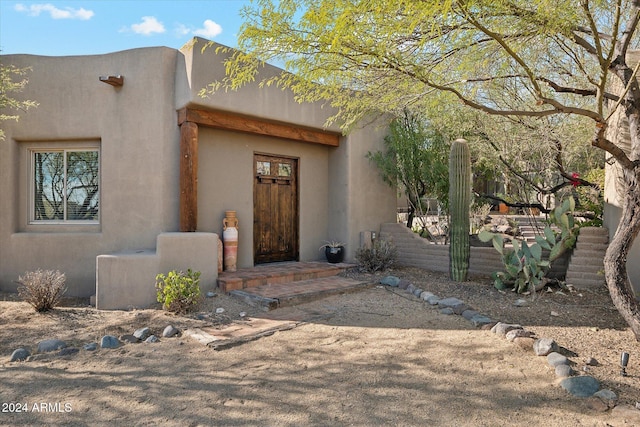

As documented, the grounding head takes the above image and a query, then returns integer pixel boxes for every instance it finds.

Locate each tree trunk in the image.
[605,95,640,340]
[604,183,640,341]
[604,51,640,341]
[407,204,415,228]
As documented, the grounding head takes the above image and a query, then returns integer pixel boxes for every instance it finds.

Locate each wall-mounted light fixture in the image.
[99,75,124,87]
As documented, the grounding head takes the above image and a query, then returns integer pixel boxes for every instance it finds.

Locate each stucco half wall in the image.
[96,232,218,310]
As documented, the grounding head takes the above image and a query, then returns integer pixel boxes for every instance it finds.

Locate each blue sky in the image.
[0,1,253,56]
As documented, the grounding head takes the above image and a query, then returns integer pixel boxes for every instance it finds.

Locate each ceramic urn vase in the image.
[222,210,238,272]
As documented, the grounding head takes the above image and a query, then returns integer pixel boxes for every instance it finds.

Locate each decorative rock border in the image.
[380,275,640,419]
[7,325,181,363]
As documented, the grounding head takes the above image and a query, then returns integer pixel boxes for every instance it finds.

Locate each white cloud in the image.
[14,3,94,20]
[130,16,165,36]
[193,20,223,38]
[175,24,191,36]
[175,20,223,39]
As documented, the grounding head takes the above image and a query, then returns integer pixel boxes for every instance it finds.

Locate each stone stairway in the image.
[512,215,551,244]
[510,216,569,279]
[565,227,608,288]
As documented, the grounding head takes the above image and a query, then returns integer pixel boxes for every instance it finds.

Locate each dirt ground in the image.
[1,266,639,426]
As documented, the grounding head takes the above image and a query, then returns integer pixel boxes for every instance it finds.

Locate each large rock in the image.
[547,352,569,367]
[397,279,411,290]
[611,405,640,425]
[420,291,434,301]
[120,334,140,344]
[10,348,30,362]
[100,335,121,349]
[438,297,465,308]
[470,314,493,327]
[37,339,67,353]
[505,329,535,342]
[555,364,573,378]
[533,338,558,356]
[491,322,523,337]
[380,276,400,287]
[453,304,472,315]
[559,375,600,397]
[163,325,179,338]
[592,389,618,409]
[425,295,441,305]
[133,327,151,341]
[461,309,479,320]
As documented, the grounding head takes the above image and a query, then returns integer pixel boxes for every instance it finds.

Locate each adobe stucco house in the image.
[0,37,396,309]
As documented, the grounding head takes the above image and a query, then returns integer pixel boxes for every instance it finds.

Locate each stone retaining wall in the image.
[381,223,608,288]
[380,223,503,279]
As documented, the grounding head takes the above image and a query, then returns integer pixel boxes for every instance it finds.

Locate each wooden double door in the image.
[253,153,299,264]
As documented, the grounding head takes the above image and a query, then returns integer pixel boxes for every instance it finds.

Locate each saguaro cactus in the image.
[449,138,471,282]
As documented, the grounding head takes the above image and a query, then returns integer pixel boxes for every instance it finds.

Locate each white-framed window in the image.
[30,148,100,223]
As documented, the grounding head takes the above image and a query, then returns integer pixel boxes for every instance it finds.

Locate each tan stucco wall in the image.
[0,48,181,296]
[329,118,398,260]
[197,127,331,267]
[177,38,342,132]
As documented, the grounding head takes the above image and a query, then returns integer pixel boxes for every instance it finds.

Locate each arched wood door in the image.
[253,153,299,264]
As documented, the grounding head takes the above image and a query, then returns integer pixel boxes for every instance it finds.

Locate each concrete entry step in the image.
[229,276,371,311]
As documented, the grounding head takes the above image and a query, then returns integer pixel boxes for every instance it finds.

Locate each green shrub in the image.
[355,240,398,273]
[17,269,67,312]
[155,269,201,314]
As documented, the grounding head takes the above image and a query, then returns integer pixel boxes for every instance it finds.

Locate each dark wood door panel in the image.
[254,154,299,264]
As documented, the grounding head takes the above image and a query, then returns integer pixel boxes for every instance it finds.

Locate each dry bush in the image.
[17,269,67,312]
[355,240,398,273]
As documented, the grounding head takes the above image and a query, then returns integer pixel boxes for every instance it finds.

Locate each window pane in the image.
[278,163,292,177]
[34,152,64,220]
[66,151,99,220]
[257,161,270,175]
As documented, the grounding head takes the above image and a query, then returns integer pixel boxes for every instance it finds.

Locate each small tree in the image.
[0,60,38,141]
[367,111,449,229]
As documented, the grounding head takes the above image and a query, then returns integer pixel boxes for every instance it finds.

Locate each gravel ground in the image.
[0,266,638,426]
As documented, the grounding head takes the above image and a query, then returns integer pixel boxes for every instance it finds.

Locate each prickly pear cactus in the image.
[449,138,471,282]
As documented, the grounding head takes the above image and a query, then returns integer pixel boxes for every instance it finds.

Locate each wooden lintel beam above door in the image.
[177,107,340,147]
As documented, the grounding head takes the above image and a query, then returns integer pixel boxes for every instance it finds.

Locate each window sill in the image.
[20,223,102,234]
